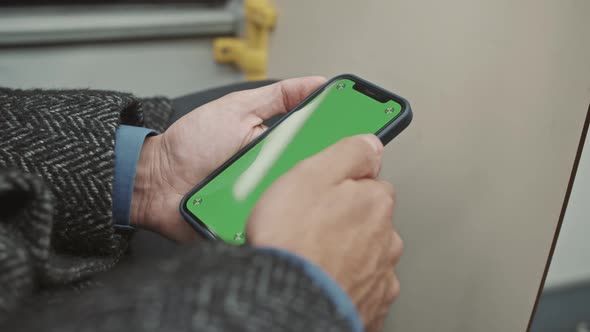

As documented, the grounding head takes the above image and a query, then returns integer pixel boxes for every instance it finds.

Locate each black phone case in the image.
[179,74,413,240]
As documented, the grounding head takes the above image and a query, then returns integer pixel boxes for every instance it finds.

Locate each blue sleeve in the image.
[112,125,158,230]
[258,247,364,332]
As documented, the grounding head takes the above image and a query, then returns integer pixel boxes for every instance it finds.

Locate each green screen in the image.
[185,79,402,244]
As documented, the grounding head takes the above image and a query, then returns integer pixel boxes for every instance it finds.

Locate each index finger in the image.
[231,76,327,120]
[302,134,384,184]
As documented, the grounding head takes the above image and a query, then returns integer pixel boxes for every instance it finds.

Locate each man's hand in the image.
[130,77,326,243]
[247,135,403,332]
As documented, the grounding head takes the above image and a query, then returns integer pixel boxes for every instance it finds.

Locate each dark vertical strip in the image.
[527,102,590,332]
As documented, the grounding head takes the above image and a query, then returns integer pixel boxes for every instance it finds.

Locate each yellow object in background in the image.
[213,0,277,81]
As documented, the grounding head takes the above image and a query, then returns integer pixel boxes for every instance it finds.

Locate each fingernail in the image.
[362,134,384,154]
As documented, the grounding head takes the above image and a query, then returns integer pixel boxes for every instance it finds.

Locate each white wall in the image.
[268,1,590,331]
[545,126,590,289]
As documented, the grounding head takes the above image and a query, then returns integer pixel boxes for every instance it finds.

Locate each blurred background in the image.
[1,0,589,331]
[0,0,244,95]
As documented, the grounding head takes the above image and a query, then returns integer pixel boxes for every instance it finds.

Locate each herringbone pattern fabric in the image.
[0,88,173,320]
[0,88,138,255]
[7,244,354,332]
[0,88,352,332]
[140,97,174,133]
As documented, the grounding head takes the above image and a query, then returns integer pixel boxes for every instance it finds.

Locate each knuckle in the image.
[397,236,405,254]
[379,180,396,201]
[383,180,395,194]
[394,237,404,257]
[383,191,395,210]
[345,136,377,162]
[390,183,397,201]
[391,231,404,258]
[368,181,383,197]
[388,275,401,302]
[390,232,404,263]
[362,150,378,169]
[383,195,396,218]
[372,185,395,217]
[369,184,383,201]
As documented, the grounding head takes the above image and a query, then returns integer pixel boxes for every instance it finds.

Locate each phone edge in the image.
[179,74,413,241]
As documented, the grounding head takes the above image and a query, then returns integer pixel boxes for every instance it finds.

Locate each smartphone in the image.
[180,74,413,245]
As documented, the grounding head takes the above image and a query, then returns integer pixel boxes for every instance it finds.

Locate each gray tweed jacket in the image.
[0,88,354,332]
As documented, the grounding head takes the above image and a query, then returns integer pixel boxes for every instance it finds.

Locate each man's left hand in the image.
[130,77,326,242]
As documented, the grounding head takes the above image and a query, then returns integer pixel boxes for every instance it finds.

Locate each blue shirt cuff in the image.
[258,247,363,332]
[112,125,158,230]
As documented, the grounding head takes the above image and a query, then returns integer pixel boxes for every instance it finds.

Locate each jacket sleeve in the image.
[0,88,173,283]
[4,243,357,332]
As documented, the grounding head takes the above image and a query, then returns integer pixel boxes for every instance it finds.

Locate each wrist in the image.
[130,134,162,230]
[129,134,199,243]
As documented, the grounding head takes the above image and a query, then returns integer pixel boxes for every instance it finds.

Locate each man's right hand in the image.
[247,134,403,332]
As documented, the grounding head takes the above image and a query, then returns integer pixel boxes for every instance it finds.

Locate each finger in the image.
[376,179,395,198]
[302,135,384,184]
[386,271,401,304]
[389,231,404,266]
[365,317,386,332]
[235,76,327,120]
[365,274,397,332]
[349,178,395,211]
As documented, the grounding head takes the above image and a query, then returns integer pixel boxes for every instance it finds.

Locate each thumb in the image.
[231,76,327,120]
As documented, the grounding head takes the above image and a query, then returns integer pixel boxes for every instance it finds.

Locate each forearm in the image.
[0,88,173,247]
[1,89,131,235]
[0,88,173,287]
